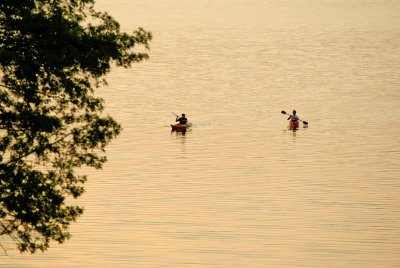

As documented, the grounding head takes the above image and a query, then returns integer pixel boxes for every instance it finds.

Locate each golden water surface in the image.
[2,0,400,267]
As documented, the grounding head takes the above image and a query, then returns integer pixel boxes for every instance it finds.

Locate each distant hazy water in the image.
[3,1,400,267]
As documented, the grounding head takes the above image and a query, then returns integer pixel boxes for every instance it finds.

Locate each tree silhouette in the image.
[0,0,151,253]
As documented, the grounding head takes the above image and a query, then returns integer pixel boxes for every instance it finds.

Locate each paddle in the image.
[281,110,308,125]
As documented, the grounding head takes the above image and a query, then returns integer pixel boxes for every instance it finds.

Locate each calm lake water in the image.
[2,0,400,267]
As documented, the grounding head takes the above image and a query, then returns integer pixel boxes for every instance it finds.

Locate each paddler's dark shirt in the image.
[177,117,188,124]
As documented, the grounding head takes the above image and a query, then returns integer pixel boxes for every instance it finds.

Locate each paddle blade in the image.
[281,110,287,114]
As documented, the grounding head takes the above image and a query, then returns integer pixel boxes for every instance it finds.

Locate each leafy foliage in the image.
[0,0,151,253]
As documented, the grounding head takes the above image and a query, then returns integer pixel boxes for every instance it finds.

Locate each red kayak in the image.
[171,123,191,131]
[288,120,299,130]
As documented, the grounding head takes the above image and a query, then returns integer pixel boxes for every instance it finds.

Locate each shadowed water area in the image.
[2,0,400,267]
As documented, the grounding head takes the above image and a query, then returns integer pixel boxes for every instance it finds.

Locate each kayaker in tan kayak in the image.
[287,110,300,129]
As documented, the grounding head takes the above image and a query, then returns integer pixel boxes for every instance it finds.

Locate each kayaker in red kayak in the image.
[176,113,188,125]
[287,110,300,129]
